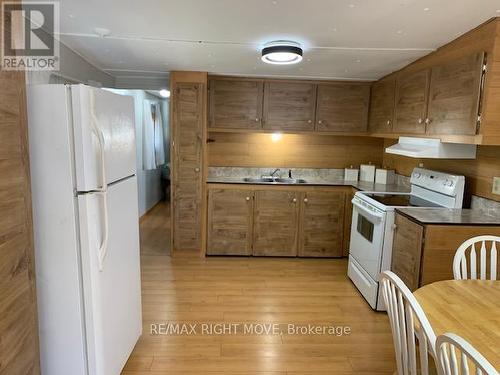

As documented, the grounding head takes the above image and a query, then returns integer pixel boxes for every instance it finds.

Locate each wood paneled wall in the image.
[207,132,384,168]
[383,139,500,203]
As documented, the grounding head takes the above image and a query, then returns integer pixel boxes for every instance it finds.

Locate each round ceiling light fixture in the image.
[261,41,303,65]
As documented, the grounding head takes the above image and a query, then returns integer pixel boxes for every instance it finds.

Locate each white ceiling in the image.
[57,0,500,83]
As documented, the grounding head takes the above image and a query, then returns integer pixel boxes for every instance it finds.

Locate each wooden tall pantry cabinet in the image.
[170,72,208,255]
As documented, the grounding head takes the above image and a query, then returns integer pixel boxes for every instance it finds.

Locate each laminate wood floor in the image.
[122,202,396,374]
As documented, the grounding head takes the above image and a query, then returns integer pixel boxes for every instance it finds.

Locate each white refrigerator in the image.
[27,84,142,375]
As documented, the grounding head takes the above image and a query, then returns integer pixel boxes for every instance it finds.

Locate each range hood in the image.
[385,137,477,159]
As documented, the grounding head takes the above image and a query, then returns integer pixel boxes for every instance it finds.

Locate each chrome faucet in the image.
[270,168,281,178]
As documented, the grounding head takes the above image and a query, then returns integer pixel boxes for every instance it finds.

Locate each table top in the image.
[414,280,500,369]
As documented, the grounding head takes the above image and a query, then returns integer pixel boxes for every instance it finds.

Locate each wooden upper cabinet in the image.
[316,83,370,133]
[426,52,485,136]
[369,79,396,133]
[207,189,254,255]
[253,190,299,256]
[299,190,345,257]
[263,81,317,131]
[394,69,430,134]
[208,78,264,129]
[172,83,204,251]
[391,213,424,291]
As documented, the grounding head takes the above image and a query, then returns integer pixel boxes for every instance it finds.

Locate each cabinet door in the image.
[263,81,316,131]
[426,52,485,136]
[369,79,395,133]
[394,69,430,134]
[207,189,254,255]
[316,84,370,132]
[208,78,264,129]
[299,190,345,257]
[391,214,424,291]
[172,83,203,251]
[253,190,299,256]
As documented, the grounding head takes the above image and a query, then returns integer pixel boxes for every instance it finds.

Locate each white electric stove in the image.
[348,168,465,310]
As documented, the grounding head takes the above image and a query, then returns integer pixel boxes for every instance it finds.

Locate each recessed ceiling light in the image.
[159,89,170,98]
[496,9,500,13]
[261,41,303,65]
[423,7,430,11]
[349,4,356,8]
[355,59,361,63]
[397,30,403,34]
[272,0,278,5]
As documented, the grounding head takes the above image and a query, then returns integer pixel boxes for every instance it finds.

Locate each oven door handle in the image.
[352,200,384,222]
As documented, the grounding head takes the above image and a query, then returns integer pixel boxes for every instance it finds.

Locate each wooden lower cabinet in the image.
[207,189,254,255]
[391,213,424,290]
[253,190,300,256]
[298,191,345,257]
[391,212,500,291]
[206,185,347,257]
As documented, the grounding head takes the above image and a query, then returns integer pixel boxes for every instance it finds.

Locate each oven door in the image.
[349,198,386,280]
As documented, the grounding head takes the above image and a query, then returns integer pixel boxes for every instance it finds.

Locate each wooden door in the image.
[0,54,40,374]
[207,189,254,255]
[369,79,396,133]
[299,190,345,257]
[263,81,316,131]
[391,213,424,291]
[253,190,299,256]
[208,78,264,129]
[316,83,370,132]
[426,52,485,136]
[172,83,203,251]
[394,69,430,134]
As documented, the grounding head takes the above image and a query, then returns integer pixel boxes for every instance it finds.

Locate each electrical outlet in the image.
[493,177,500,195]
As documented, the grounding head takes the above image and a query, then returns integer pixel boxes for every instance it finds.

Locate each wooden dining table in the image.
[414,280,500,369]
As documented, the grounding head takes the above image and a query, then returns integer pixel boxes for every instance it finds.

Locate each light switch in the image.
[493,177,500,195]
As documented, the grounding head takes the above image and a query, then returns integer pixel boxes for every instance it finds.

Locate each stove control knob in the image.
[443,179,454,187]
[413,172,421,178]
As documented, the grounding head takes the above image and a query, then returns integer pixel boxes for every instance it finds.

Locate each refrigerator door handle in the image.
[90,90,109,271]
[95,191,109,271]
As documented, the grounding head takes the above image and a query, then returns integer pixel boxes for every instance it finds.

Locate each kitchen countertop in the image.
[206,176,411,193]
[396,207,500,225]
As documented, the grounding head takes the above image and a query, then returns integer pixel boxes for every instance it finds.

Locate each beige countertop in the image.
[206,176,411,193]
[396,207,500,225]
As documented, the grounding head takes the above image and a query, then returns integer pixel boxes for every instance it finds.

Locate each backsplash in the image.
[471,195,500,215]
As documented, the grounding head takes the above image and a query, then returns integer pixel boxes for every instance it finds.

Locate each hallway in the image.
[122,203,396,374]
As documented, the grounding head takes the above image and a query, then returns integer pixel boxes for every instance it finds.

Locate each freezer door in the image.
[77,176,142,375]
[72,85,136,191]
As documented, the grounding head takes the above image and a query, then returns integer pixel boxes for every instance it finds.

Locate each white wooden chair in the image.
[436,333,498,375]
[453,236,500,280]
[380,271,437,375]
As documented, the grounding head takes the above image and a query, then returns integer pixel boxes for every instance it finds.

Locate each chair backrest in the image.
[436,333,498,375]
[453,236,500,280]
[380,271,437,375]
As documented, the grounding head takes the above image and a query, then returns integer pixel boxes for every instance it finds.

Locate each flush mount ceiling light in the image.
[159,89,170,98]
[261,41,303,65]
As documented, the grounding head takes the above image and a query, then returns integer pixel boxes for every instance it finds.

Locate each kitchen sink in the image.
[243,177,307,184]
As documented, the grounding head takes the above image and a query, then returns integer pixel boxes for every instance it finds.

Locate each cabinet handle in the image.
[318,120,323,125]
[308,120,312,124]
[417,118,423,124]
[246,196,251,201]
[194,167,200,172]
[386,120,391,125]
[425,118,431,125]
[304,198,308,203]
[292,198,297,203]
[255,118,260,122]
